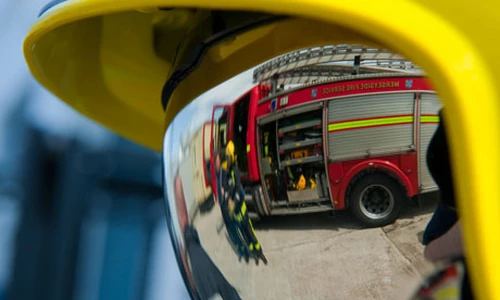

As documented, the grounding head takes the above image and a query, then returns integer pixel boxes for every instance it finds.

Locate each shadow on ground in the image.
[252,191,439,232]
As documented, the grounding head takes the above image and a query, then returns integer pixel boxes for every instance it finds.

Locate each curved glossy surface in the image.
[162,54,451,299]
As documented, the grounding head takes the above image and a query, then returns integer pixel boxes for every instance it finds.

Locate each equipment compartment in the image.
[277,110,324,171]
[258,107,330,208]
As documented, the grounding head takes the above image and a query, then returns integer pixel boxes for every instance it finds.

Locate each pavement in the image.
[192,195,438,300]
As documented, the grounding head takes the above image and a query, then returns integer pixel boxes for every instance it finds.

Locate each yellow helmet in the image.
[225,141,236,163]
[22,2,500,298]
[23,0,495,152]
[297,175,306,190]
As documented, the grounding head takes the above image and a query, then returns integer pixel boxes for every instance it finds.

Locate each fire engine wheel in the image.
[349,173,404,227]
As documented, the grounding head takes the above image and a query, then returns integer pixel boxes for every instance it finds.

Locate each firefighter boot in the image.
[233,225,250,263]
[239,246,250,263]
[249,243,268,265]
[226,232,249,263]
[255,250,268,266]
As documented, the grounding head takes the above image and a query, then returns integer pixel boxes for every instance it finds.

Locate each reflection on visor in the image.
[162,44,466,300]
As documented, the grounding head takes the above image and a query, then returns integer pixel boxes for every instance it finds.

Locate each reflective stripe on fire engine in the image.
[328,114,440,132]
[328,115,414,132]
[247,144,251,152]
[421,115,440,123]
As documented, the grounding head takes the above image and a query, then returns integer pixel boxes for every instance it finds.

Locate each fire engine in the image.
[209,45,442,227]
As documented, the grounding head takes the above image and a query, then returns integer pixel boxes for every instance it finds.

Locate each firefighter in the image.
[215,150,250,262]
[224,141,268,265]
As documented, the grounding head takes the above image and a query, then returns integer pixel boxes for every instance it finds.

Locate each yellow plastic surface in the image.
[23,1,500,299]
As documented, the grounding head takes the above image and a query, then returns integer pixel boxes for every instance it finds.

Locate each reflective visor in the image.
[160,39,468,299]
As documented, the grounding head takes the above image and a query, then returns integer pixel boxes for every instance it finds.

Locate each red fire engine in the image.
[209,45,441,227]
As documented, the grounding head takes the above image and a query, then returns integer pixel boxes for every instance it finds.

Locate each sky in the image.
[0,0,48,290]
[183,69,255,132]
[169,68,255,164]
[0,1,118,159]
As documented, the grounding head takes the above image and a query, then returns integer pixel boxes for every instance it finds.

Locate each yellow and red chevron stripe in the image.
[328,114,439,132]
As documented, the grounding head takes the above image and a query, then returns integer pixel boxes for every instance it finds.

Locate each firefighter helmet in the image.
[23,1,500,299]
[297,175,306,190]
[226,141,236,163]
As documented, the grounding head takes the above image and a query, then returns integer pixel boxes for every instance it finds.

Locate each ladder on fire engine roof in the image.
[252,44,424,86]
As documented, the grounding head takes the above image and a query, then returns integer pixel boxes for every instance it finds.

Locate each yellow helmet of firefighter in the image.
[225,141,236,163]
[297,175,306,190]
[22,2,500,298]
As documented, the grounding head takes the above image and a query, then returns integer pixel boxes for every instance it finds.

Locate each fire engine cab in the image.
[209,45,442,227]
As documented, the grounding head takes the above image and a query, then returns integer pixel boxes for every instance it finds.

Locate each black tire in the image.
[348,173,405,227]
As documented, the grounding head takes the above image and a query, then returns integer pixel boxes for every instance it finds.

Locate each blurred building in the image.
[0,2,188,300]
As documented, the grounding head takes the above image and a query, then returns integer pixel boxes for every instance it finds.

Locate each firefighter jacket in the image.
[223,163,245,214]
